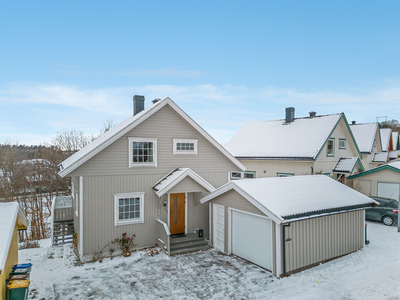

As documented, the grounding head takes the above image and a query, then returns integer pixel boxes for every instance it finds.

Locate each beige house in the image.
[349,122,382,170]
[0,202,28,300]
[349,160,400,201]
[200,175,375,277]
[58,96,246,261]
[225,108,364,184]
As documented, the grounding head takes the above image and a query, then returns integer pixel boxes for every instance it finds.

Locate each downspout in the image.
[282,223,291,277]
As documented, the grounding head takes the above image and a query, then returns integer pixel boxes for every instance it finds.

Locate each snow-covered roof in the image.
[225,113,344,159]
[389,150,400,160]
[392,132,399,150]
[0,202,28,272]
[380,128,392,152]
[349,160,400,179]
[58,97,245,177]
[200,175,375,224]
[152,168,215,197]
[349,123,378,153]
[373,152,388,162]
[333,157,361,173]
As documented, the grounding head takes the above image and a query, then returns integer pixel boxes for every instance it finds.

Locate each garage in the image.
[201,175,376,277]
[231,210,272,270]
[377,182,399,200]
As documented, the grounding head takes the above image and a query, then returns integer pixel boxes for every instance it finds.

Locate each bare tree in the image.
[52,129,91,153]
[99,118,115,136]
[380,119,400,132]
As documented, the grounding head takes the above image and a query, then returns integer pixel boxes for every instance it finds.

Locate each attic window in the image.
[173,139,198,155]
[327,138,335,157]
[129,138,157,167]
[339,139,346,149]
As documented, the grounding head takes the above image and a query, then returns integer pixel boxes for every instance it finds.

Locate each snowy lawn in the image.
[20,221,400,300]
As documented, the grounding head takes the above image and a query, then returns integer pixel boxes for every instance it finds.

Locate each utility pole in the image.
[376,116,387,123]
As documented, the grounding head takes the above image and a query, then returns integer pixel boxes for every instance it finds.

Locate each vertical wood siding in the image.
[70,105,240,177]
[284,210,364,274]
[80,172,227,256]
[168,177,209,194]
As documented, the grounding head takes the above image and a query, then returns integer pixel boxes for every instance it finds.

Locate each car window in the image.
[388,201,399,209]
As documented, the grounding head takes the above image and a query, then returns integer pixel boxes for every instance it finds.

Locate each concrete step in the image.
[169,243,211,256]
[170,239,209,251]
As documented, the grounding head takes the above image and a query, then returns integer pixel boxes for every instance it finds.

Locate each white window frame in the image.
[230,171,256,180]
[114,192,145,226]
[173,139,198,155]
[128,137,157,167]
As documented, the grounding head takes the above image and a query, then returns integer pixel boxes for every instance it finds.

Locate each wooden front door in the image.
[170,193,185,234]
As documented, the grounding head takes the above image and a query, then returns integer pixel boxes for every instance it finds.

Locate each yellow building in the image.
[0,202,28,300]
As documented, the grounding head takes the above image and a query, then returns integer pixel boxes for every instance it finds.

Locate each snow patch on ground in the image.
[19,222,400,300]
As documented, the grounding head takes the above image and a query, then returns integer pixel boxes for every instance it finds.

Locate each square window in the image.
[129,138,157,167]
[115,193,145,226]
[339,139,346,149]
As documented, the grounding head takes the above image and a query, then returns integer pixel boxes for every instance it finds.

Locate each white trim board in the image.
[58,97,245,177]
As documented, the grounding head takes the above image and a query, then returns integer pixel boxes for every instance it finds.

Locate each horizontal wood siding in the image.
[81,172,227,256]
[284,210,364,274]
[70,105,239,177]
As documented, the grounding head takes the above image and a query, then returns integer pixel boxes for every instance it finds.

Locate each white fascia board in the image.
[59,97,245,177]
[199,182,283,224]
[156,169,216,197]
[58,99,171,177]
[166,100,246,172]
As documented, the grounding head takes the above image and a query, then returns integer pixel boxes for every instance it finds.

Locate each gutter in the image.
[282,223,291,277]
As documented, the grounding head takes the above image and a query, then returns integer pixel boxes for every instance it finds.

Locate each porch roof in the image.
[152,168,216,197]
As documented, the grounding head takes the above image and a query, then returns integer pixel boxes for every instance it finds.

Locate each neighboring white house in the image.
[349,122,382,170]
[349,160,400,201]
[200,175,376,277]
[225,108,364,184]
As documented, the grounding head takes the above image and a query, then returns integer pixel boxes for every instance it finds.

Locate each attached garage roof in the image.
[200,175,376,224]
[0,202,28,272]
[349,160,400,179]
[373,152,388,162]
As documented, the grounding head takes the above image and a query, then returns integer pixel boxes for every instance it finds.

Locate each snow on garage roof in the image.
[380,128,392,152]
[349,160,400,180]
[349,123,379,153]
[389,150,400,160]
[225,113,344,159]
[58,97,245,177]
[0,202,28,272]
[200,175,376,224]
[333,157,362,173]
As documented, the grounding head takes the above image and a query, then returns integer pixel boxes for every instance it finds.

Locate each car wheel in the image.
[382,216,394,226]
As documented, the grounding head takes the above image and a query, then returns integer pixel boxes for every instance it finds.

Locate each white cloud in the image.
[1,82,399,145]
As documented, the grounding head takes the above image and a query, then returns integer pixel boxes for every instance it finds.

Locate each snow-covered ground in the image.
[20,221,400,300]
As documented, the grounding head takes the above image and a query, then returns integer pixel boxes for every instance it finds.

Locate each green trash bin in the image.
[7,280,30,300]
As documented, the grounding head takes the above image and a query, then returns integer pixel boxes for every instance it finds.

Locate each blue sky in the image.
[1,1,399,145]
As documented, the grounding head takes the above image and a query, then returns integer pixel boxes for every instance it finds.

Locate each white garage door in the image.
[213,204,225,250]
[378,182,400,200]
[231,210,272,270]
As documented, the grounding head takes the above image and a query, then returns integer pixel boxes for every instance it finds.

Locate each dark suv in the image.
[366,196,399,226]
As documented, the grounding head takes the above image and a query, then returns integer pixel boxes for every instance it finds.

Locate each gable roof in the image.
[349,122,379,153]
[225,113,361,160]
[373,152,388,162]
[380,128,392,152]
[392,132,399,150]
[58,97,245,177]
[389,150,400,160]
[0,202,28,272]
[152,167,216,197]
[200,175,376,224]
[349,160,400,179]
[333,157,364,173]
